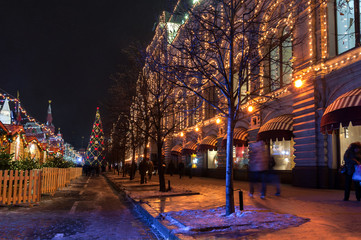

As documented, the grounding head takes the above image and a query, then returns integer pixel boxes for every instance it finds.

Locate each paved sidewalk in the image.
[105,172,361,239]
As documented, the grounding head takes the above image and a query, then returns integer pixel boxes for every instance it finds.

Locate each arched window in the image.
[269,28,293,92]
[336,0,361,54]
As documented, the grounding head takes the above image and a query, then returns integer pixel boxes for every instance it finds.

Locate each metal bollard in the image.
[239,190,244,211]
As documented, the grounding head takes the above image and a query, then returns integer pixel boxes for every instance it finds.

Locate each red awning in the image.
[171,145,183,155]
[222,128,248,147]
[198,135,217,151]
[257,114,293,141]
[321,87,361,133]
[181,141,197,155]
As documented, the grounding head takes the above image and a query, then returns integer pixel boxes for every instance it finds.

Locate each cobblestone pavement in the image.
[108,173,361,239]
[0,175,158,240]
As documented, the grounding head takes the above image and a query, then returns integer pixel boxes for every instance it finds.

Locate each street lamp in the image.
[294,79,303,88]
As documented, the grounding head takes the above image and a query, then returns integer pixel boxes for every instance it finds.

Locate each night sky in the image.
[0,0,169,148]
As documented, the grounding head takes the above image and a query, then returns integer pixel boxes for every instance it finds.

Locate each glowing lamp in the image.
[294,79,303,88]
[195,127,199,132]
[247,105,254,113]
[180,132,184,137]
[216,118,221,124]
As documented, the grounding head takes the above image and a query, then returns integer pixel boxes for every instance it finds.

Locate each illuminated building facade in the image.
[136,0,361,188]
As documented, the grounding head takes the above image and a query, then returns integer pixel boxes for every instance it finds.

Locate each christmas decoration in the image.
[85,107,105,165]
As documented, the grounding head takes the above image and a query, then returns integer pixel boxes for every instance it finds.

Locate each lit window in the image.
[336,0,359,54]
[269,29,292,91]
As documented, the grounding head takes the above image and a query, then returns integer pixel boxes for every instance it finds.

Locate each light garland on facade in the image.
[308,0,313,62]
[321,1,328,59]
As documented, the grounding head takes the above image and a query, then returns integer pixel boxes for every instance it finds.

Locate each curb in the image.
[103,174,180,240]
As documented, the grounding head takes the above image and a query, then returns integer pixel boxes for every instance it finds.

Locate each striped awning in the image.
[321,87,361,133]
[171,145,183,155]
[222,128,248,147]
[181,141,197,155]
[257,114,293,141]
[198,135,217,151]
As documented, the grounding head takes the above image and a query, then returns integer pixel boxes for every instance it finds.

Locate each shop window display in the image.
[191,154,198,168]
[233,145,249,169]
[269,138,295,170]
[339,124,361,165]
[207,150,218,169]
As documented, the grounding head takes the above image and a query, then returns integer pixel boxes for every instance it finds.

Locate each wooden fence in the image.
[0,167,82,206]
[0,169,41,206]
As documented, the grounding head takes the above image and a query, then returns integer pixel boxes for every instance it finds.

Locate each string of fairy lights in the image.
[149,0,358,138]
[0,92,56,138]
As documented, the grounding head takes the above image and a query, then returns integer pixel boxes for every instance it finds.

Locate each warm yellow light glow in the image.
[216,118,221,124]
[294,79,303,88]
[195,127,199,132]
[180,132,184,137]
[147,143,150,148]
[247,106,254,113]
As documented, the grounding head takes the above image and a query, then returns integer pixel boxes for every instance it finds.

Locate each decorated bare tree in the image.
[150,0,321,214]
[132,65,190,192]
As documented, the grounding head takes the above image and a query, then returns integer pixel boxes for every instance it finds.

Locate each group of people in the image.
[343,142,361,201]
[248,140,361,201]
[83,164,101,176]
[248,140,280,199]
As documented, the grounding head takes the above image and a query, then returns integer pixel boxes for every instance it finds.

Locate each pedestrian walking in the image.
[248,140,269,199]
[130,161,137,180]
[116,164,120,175]
[343,142,361,201]
[168,160,175,176]
[148,161,154,180]
[267,156,281,196]
[178,161,184,179]
[187,162,192,179]
[139,159,148,184]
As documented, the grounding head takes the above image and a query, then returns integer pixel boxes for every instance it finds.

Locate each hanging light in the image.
[195,127,199,132]
[180,132,184,137]
[216,118,221,124]
[247,105,254,113]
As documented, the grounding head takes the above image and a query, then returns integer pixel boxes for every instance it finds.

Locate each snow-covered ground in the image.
[164,206,308,236]
[107,174,314,238]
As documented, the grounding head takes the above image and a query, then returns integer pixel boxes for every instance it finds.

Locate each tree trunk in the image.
[225,115,235,215]
[157,140,166,192]
[130,145,136,180]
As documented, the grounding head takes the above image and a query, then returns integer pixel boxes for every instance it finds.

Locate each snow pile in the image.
[163,206,309,235]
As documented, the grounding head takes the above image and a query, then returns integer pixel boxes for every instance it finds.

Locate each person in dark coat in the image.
[178,161,184,179]
[168,160,175,176]
[248,141,269,199]
[343,142,361,201]
[148,161,154,180]
[139,159,148,184]
[267,155,281,196]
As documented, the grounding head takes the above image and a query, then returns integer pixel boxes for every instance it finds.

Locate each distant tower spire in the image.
[46,100,55,134]
[0,98,11,124]
[16,91,21,125]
